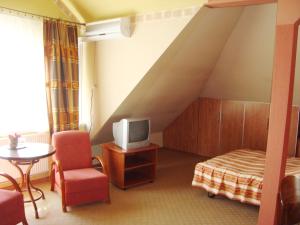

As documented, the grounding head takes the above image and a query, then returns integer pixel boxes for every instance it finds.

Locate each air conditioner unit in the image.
[79,17,131,42]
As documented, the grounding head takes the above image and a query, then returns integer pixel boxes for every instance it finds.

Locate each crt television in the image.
[113,118,150,150]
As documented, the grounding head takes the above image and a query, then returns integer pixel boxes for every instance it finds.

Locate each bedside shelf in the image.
[102,143,158,189]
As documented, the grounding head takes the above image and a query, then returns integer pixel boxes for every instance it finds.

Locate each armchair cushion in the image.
[55,168,108,193]
[52,131,92,170]
[0,190,25,225]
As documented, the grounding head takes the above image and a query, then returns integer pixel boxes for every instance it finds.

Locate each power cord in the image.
[88,87,94,134]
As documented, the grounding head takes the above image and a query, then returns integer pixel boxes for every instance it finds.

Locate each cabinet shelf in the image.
[125,157,154,171]
[125,162,154,171]
[124,171,153,188]
[102,143,158,189]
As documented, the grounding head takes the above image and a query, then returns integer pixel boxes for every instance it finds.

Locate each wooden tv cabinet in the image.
[102,143,158,189]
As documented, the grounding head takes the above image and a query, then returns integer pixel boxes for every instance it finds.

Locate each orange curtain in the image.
[43,20,79,133]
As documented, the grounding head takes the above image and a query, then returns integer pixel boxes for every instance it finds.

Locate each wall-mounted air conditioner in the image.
[79,17,131,42]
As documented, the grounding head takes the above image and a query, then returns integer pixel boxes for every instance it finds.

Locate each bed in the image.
[192,149,300,205]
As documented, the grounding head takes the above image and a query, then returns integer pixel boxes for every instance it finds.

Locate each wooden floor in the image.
[25,149,259,225]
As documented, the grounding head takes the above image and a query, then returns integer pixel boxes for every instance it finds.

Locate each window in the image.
[0,13,48,136]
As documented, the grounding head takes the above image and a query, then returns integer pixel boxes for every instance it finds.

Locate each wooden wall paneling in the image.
[163,114,183,151]
[163,100,199,153]
[171,111,185,151]
[220,100,244,154]
[163,114,181,150]
[162,120,174,149]
[175,109,187,152]
[197,98,221,157]
[243,102,270,150]
[182,101,199,153]
[288,106,299,156]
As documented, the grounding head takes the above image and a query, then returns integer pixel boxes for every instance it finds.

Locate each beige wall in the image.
[89,7,199,142]
[79,42,96,131]
[91,6,243,144]
[201,4,300,105]
[83,3,300,145]
[150,132,163,147]
[201,4,276,102]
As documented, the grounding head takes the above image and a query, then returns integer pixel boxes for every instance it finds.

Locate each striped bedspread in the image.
[192,149,300,205]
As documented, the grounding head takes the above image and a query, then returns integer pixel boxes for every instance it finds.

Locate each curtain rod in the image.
[0,6,85,26]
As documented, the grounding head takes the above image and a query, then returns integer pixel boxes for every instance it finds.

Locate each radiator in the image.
[0,132,50,182]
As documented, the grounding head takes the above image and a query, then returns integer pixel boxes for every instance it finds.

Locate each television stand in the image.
[101,143,158,189]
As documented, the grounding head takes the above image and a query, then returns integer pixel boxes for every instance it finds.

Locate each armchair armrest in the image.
[50,159,67,212]
[92,156,109,176]
[50,159,65,190]
[0,172,21,192]
[50,159,64,182]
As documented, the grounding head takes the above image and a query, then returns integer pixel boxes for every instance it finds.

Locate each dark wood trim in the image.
[206,0,276,8]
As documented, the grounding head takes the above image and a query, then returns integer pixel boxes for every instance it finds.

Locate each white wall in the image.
[79,42,96,132]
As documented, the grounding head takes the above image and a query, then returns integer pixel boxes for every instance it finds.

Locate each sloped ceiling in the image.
[0,0,207,22]
[92,6,243,143]
[201,4,300,104]
[69,0,207,21]
[202,4,277,101]
[0,0,71,20]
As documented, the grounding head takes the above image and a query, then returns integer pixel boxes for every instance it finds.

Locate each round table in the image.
[0,143,55,219]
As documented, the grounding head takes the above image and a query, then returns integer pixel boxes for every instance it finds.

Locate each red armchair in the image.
[0,173,28,225]
[50,130,110,212]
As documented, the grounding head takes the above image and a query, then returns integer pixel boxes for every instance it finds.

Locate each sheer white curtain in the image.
[0,13,48,136]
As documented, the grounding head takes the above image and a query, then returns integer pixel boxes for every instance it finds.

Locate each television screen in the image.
[113,118,150,150]
[128,120,149,142]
